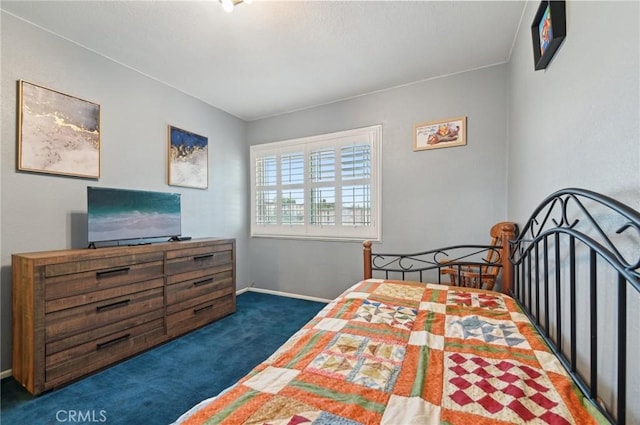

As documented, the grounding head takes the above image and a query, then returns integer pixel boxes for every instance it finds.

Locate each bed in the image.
[173,188,639,425]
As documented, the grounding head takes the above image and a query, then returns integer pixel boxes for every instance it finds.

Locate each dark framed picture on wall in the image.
[18,80,101,178]
[168,125,208,189]
[531,1,566,71]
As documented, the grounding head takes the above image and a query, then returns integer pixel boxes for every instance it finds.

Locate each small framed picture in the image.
[168,125,208,189]
[413,116,466,151]
[18,80,101,178]
[531,1,566,71]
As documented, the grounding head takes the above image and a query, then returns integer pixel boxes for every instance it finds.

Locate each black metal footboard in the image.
[363,222,518,292]
[365,243,501,280]
[509,188,640,424]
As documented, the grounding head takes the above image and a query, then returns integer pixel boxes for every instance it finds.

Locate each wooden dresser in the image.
[12,238,235,395]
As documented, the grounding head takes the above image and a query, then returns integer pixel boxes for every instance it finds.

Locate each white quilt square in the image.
[344,292,371,300]
[534,349,569,377]
[510,311,530,323]
[419,301,446,314]
[408,331,444,349]
[243,366,300,394]
[381,395,441,425]
[313,318,348,332]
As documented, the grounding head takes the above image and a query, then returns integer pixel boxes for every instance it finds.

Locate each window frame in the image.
[250,125,382,241]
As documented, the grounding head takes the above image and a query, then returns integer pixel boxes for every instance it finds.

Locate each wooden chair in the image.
[440,221,517,290]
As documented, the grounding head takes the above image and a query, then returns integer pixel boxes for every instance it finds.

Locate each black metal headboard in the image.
[509,188,640,424]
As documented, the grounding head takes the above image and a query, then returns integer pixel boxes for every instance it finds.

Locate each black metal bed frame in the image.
[367,244,504,283]
[364,188,639,424]
[509,188,640,424]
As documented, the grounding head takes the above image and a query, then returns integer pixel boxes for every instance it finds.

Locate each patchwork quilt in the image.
[176,279,603,425]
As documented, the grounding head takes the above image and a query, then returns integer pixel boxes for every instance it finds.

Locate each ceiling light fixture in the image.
[219,0,250,13]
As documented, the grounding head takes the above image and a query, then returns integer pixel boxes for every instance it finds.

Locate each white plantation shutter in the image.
[341,143,371,226]
[280,152,305,226]
[251,125,382,241]
[255,154,277,225]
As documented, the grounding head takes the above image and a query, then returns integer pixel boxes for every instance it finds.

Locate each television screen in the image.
[87,186,181,244]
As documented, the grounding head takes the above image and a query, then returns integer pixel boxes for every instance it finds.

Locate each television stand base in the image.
[169,236,192,242]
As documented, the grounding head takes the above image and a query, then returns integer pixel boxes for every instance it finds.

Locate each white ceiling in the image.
[1,0,527,121]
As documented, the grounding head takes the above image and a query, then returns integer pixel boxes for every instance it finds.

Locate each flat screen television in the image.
[87,186,181,245]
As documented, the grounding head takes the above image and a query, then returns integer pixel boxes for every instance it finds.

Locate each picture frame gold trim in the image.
[413,116,466,151]
[168,125,209,189]
[18,80,101,178]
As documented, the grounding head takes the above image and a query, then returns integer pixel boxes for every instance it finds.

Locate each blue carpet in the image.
[1,291,326,425]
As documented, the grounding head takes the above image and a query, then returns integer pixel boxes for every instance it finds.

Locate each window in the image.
[251,125,382,241]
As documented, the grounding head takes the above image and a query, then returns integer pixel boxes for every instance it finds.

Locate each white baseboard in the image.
[238,287,331,303]
[1,369,12,379]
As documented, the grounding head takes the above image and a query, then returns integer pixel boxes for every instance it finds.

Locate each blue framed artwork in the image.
[168,125,208,189]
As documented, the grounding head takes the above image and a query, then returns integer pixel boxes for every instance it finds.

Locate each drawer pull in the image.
[96,299,131,313]
[96,267,131,279]
[97,333,131,351]
[193,278,214,287]
[194,304,213,314]
[193,254,214,261]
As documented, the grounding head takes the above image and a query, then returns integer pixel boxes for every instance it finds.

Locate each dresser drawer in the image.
[166,270,233,307]
[45,308,164,357]
[166,294,235,338]
[45,319,164,385]
[166,284,234,316]
[46,277,164,314]
[165,244,233,276]
[45,286,164,342]
[166,263,232,286]
[45,252,164,277]
[45,260,164,301]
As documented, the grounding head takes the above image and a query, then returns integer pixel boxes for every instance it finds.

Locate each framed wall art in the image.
[413,116,466,151]
[531,1,566,71]
[18,80,101,178]
[168,125,208,189]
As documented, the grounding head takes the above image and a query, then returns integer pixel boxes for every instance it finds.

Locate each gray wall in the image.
[507,2,639,422]
[507,1,639,215]
[247,65,509,299]
[0,14,249,372]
